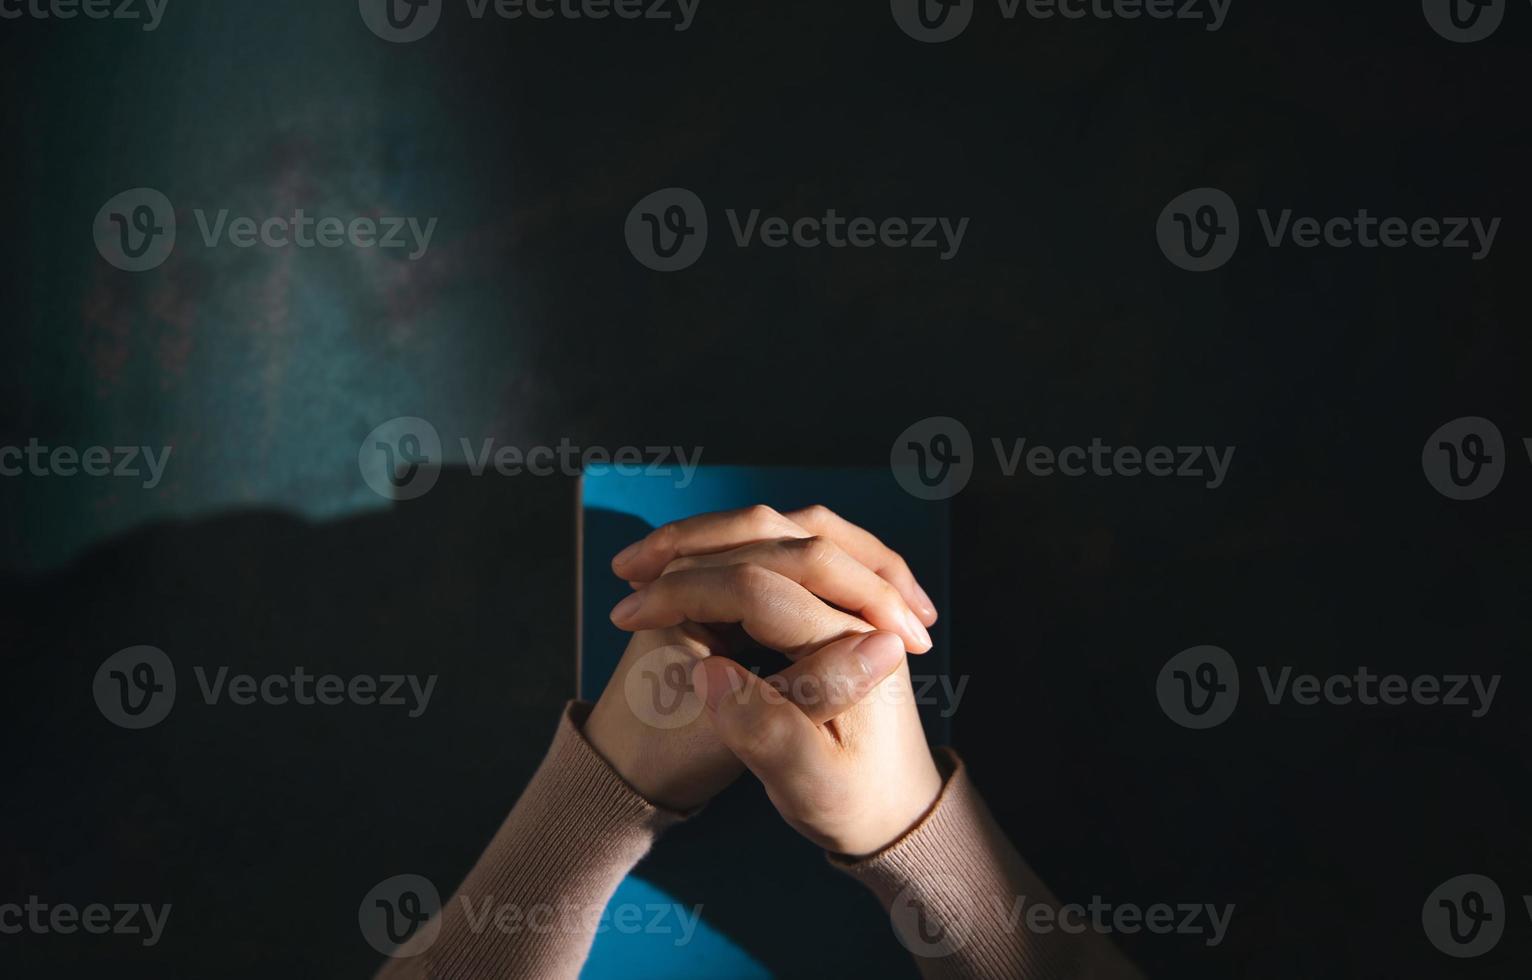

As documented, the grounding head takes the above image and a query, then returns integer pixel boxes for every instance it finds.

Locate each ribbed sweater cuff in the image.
[830,748,1126,980]
[414,701,688,979]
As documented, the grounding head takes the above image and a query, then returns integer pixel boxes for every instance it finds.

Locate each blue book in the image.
[579,466,950,979]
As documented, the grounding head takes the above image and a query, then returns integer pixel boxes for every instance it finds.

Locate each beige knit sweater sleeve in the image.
[375,703,1140,980]
[373,702,687,979]
[830,748,1143,980]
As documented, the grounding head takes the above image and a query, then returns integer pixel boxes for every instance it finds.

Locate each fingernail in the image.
[613,541,643,567]
[702,661,742,711]
[913,583,937,621]
[610,590,646,622]
[852,631,906,678]
[905,609,933,651]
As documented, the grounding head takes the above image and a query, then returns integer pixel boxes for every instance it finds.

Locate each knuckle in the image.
[795,503,836,526]
[644,570,680,604]
[662,554,697,575]
[786,535,838,569]
[883,552,914,582]
[725,561,774,597]
[739,710,795,760]
[742,503,782,529]
[653,520,681,550]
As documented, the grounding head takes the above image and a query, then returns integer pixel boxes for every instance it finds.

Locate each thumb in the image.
[694,657,830,785]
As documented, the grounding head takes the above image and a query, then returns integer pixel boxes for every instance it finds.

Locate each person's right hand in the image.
[695,645,945,859]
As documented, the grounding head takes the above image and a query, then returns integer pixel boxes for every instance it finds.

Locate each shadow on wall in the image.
[1,468,575,979]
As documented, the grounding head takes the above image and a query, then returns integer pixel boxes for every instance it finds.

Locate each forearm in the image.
[832,749,1143,980]
[375,702,687,980]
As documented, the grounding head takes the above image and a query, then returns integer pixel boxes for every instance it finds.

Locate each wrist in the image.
[833,751,946,858]
[580,696,644,791]
[580,696,719,811]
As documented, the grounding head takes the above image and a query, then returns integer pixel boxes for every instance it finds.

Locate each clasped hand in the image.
[583,504,945,858]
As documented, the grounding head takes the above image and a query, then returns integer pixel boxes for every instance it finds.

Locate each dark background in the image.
[2,1,1530,977]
